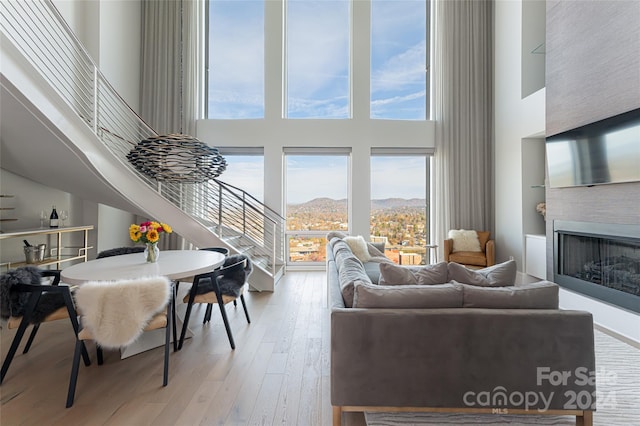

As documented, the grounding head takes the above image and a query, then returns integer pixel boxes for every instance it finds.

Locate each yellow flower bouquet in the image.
[129,221,172,262]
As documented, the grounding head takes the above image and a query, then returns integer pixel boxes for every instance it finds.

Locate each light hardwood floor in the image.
[1,271,365,426]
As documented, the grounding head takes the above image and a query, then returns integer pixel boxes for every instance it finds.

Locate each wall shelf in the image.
[0,195,17,223]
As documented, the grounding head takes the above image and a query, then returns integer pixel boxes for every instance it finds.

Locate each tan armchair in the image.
[444,230,495,268]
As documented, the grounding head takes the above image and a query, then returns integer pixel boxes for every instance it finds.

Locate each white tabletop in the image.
[60,250,225,285]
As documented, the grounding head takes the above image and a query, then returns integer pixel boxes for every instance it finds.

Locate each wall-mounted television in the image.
[546,108,640,188]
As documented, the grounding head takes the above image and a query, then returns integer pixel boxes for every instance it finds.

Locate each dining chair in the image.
[178,254,252,350]
[199,247,231,320]
[96,246,145,259]
[66,275,174,407]
[1,267,90,384]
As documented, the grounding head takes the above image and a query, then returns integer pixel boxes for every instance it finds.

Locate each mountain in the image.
[371,198,426,210]
[287,197,426,212]
[287,198,347,214]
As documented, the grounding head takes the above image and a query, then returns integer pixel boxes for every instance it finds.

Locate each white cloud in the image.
[371,40,427,94]
[371,90,426,107]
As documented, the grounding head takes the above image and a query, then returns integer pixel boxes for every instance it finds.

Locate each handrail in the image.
[0,0,285,275]
[214,179,285,222]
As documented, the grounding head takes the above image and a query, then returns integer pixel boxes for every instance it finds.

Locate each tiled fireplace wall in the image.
[545,183,640,281]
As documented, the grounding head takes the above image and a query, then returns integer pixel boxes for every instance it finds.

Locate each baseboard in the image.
[594,323,640,349]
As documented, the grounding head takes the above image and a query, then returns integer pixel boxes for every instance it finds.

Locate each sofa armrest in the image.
[331,308,595,410]
[485,239,495,266]
[443,238,453,262]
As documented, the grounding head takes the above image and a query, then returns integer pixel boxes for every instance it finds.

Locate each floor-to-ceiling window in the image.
[285,150,350,266]
[285,0,351,118]
[207,0,265,118]
[370,150,431,264]
[370,0,429,120]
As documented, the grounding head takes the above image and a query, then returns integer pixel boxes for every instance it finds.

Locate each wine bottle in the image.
[23,239,32,247]
[49,205,59,228]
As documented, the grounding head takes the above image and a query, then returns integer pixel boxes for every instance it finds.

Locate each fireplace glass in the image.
[559,233,640,297]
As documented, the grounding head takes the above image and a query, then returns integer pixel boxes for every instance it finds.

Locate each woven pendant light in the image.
[127,134,227,183]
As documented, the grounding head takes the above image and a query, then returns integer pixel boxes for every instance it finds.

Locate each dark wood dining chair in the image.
[66,276,174,407]
[1,268,90,384]
[178,254,252,350]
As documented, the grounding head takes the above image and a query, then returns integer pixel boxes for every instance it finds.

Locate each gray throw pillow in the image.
[378,262,449,286]
[338,256,372,308]
[368,242,386,257]
[353,282,463,309]
[363,262,382,284]
[447,260,516,287]
[459,280,559,309]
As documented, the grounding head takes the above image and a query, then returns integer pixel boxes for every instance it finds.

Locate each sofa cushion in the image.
[368,242,386,256]
[448,229,481,252]
[332,240,357,265]
[328,236,343,250]
[352,282,463,309]
[378,262,449,286]
[338,256,372,308]
[343,236,372,262]
[363,262,382,284]
[460,280,559,309]
[448,260,516,287]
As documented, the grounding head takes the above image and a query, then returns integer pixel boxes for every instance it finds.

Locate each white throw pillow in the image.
[448,229,481,252]
[343,235,372,262]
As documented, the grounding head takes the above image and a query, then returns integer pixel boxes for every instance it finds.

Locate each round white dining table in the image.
[60,249,225,358]
[61,249,225,285]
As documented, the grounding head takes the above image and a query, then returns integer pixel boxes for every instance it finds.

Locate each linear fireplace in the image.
[554,220,640,313]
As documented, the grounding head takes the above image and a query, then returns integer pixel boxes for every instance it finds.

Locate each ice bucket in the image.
[24,244,46,264]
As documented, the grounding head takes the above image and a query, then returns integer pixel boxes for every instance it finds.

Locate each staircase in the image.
[0,0,285,290]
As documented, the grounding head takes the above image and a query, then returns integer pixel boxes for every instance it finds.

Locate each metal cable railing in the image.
[0,0,285,274]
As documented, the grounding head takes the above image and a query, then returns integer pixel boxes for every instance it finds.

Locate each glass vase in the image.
[144,242,160,263]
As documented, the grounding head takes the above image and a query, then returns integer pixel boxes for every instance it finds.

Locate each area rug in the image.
[365,328,640,426]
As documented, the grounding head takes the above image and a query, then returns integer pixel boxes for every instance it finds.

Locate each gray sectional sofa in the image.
[327,236,597,426]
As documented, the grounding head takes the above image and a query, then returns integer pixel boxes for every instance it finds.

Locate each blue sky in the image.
[207,0,426,120]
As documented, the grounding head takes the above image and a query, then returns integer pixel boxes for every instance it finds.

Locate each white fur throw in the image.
[75,276,170,349]
[343,236,372,262]
[448,229,482,252]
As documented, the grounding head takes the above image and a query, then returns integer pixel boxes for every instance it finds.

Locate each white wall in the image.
[0,169,95,261]
[53,0,142,111]
[0,170,136,263]
[494,0,546,268]
[0,169,75,233]
[98,0,142,111]
[97,204,136,254]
